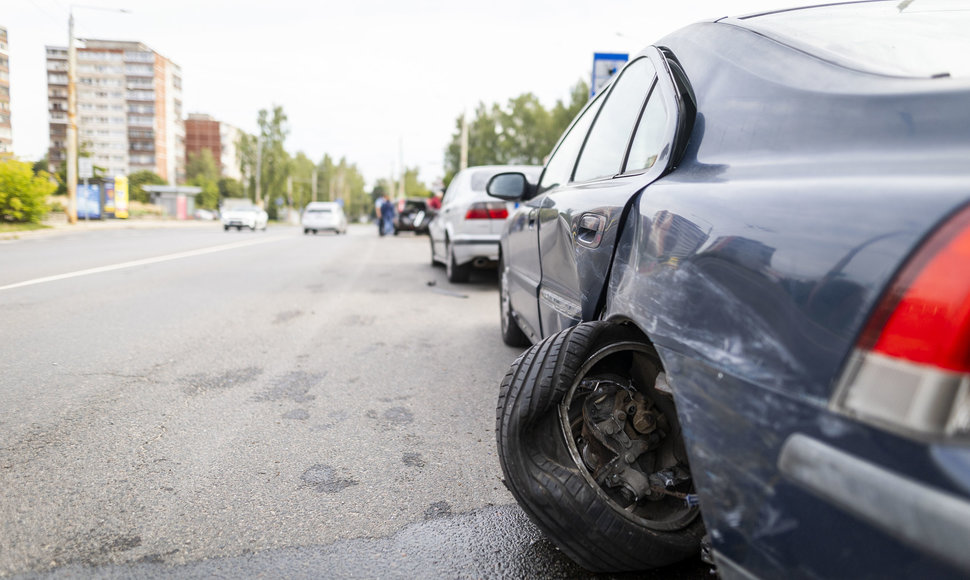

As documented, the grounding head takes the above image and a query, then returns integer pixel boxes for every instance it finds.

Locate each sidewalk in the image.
[1,214,217,241]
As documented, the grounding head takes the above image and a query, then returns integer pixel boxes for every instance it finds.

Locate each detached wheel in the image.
[446,239,471,283]
[496,322,703,573]
[499,253,529,347]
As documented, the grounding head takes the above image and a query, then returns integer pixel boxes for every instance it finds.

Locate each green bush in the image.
[0,160,55,223]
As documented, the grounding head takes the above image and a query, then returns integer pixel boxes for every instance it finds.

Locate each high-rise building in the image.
[0,26,12,155]
[46,39,184,183]
[185,113,244,181]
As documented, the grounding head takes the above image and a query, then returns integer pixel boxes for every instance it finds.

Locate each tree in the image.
[551,79,591,139]
[186,149,220,182]
[186,150,221,209]
[218,177,245,199]
[442,79,591,184]
[127,170,166,203]
[256,105,292,219]
[0,159,55,223]
[315,154,368,220]
[291,152,317,209]
[496,93,554,165]
[443,102,503,184]
[402,166,430,198]
[236,132,257,202]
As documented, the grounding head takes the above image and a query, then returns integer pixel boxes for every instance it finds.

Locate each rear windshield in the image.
[740,0,970,79]
[470,171,495,192]
[308,208,333,214]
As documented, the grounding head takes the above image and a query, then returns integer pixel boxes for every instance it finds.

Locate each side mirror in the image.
[487,172,529,201]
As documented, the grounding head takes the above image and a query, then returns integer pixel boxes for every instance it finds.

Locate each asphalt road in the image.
[0,222,709,579]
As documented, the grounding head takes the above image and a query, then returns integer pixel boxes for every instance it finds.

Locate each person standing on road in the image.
[375,196,384,235]
[428,190,442,211]
[380,194,396,237]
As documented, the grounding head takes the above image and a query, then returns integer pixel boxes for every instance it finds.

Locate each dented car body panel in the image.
[500,4,970,578]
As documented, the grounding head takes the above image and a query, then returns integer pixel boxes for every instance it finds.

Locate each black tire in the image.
[446,240,471,283]
[499,253,529,347]
[224,225,229,231]
[496,322,704,573]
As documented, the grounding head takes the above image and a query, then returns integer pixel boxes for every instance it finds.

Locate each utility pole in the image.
[66,11,77,224]
[460,111,468,172]
[397,137,405,200]
[254,135,262,208]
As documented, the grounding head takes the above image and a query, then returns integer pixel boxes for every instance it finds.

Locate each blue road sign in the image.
[591,52,629,97]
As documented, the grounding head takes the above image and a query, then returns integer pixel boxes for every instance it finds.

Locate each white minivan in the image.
[301,202,348,235]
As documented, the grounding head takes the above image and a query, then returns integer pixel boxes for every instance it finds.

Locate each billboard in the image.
[104,179,116,215]
[77,184,101,220]
[114,176,129,219]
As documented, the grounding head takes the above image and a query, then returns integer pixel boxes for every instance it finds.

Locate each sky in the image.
[5,0,789,187]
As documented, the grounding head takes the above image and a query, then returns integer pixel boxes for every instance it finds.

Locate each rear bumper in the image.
[451,235,500,266]
[303,220,342,230]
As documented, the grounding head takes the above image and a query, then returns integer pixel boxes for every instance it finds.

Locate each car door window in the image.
[573,57,657,183]
[624,87,668,172]
[538,90,606,194]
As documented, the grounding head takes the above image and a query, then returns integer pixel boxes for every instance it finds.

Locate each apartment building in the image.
[46,40,184,183]
[185,113,244,181]
[0,27,11,155]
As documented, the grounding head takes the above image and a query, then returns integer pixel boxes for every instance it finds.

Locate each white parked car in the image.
[429,165,541,282]
[221,205,268,231]
[302,201,347,235]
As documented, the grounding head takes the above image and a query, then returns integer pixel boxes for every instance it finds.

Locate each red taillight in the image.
[465,202,508,220]
[834,206,970,440]
[865,207,970,373]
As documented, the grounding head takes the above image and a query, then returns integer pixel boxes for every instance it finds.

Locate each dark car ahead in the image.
[488,2,970,578]
[393,198,434,235]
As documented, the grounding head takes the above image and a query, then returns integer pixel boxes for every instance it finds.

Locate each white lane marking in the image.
[0,235,289,292]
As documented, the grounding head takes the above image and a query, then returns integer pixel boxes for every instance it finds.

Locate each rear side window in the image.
[573,57,657,182]
[624,88,667,172]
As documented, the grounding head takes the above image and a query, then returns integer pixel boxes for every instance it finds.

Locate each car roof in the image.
[723,0,970,79]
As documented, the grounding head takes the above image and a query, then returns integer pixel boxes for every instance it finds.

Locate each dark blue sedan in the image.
[488,2,970,577]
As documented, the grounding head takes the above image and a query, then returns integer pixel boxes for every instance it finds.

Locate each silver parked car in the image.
[428,165,540,282]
